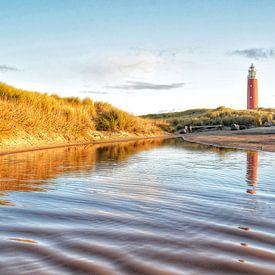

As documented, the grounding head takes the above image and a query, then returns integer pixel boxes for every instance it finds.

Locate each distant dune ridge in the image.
[143,106,275,131]
[0,82,166,151]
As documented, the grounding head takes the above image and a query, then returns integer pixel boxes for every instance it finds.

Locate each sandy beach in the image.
[182,126,275,152]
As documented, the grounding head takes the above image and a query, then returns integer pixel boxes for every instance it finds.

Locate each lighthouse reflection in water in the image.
[246,151,258,194]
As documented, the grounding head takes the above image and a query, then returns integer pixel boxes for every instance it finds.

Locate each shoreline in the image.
[182,127,275,152]
[2,128,275,156]
[182,136,254,152]
[0,135,178,157]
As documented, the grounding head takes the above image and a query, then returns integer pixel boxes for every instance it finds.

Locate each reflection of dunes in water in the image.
[0,139,165,205]
[168,138,238,154]
[0,199,15,206]
[96,139,165,162]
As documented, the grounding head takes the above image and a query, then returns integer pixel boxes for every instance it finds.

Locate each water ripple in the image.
[0,138,274,274]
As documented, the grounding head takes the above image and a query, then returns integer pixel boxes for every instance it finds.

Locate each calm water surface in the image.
[0,138,274,274]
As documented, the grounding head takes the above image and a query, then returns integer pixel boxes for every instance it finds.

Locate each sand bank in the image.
[182,127,275,152]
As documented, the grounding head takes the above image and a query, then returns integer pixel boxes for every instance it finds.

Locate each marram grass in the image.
[0,82,164,149]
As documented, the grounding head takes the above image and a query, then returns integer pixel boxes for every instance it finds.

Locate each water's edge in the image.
[0,135,177,157]
[182,135,275,152]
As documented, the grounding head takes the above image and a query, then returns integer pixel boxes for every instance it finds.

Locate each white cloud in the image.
[81,53,165,83]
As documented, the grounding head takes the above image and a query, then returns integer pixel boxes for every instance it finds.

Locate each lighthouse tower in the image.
[247,64,258,109]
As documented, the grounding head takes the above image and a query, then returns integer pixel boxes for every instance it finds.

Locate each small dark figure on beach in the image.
[184,126,189,134]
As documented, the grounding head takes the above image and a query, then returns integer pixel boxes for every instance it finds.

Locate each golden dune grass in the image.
[0,82,164,149]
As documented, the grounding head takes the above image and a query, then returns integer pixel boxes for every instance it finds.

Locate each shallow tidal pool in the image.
[0,138,274,274]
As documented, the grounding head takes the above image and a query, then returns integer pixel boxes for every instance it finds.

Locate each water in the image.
[0,138,274,274]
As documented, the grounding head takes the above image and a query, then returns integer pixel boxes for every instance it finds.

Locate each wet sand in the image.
[182,127,275,152]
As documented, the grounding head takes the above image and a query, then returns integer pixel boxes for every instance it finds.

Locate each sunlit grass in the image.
[0,82,163,147]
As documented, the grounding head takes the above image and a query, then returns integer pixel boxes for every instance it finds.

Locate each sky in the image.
[0,0,275,115]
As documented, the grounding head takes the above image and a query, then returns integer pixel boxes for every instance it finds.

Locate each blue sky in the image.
[0,0,275,114]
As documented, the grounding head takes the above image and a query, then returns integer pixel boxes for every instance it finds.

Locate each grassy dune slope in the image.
[143,106,275,131]
[0,82,164,149]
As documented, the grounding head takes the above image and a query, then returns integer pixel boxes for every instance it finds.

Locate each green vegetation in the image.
[0,82,164,148]
[143,106,275,131]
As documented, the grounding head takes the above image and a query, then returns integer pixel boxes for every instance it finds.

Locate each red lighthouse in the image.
[247,64,258,109]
